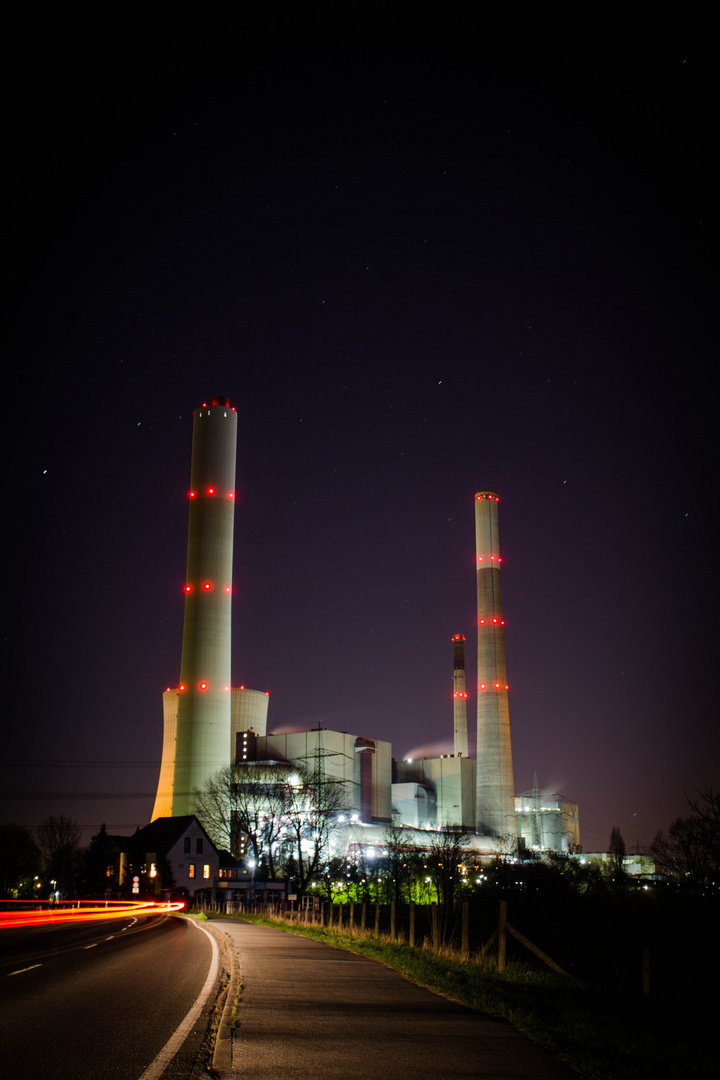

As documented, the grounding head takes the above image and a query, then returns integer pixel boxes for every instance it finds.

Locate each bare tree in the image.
[608,825,626,876]
[0,823,41,898]
[687,788,720,868]
[651,790,720,886]
[607,824,628,904]
[36,815,81,897]
[382,827,415,905]
[281,763,348,894]
[425,826,471,943]
[193,762,295,877]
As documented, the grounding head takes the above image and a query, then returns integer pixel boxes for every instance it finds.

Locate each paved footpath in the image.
[208,918,579,1080]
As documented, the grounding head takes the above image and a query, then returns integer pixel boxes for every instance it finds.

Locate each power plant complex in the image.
[151,399,579,859]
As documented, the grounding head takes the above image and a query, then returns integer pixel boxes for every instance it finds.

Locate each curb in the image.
[203,921,241,1075]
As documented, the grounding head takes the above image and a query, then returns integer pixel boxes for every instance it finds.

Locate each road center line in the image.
[8,964,42,976]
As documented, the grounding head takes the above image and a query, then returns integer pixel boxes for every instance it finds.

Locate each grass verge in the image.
[215,912,711,1080]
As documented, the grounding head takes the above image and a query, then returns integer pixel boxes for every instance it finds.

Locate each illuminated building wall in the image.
[252,729,393,825]
[475,492,516,836]
[230,687,269,756]
[150,689,183,820]
[151,684,269,820]
[452,633,469,757]
[391,782,436,829]
[394,755,476,831]
[514,790,580,853]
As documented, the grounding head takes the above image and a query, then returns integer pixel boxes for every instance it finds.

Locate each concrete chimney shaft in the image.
[475,492,516,837]
[171,401,238,814]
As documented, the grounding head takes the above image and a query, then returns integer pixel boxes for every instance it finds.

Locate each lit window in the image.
[203,865,210,879]
[188,864,195,879]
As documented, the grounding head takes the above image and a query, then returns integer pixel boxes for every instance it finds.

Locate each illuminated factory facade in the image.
[150,406,573,851]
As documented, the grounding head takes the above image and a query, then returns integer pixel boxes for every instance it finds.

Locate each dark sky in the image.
[2,7,717,852]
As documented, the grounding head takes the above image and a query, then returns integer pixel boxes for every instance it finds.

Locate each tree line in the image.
[3,785,717,902]
[0,815,124,899]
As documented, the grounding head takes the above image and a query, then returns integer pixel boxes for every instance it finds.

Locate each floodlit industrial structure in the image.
[474,492,516,837]
[149,408,576,855]
[151,399,267,820]
[249,730,392,826]
[515,780,580,854]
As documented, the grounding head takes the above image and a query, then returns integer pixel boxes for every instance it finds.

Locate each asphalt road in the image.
[0,914,215,1080]
[214,918,579,1080]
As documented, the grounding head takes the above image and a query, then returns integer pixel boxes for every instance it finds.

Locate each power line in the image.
[0,759,159,768]
[0,792,155,800]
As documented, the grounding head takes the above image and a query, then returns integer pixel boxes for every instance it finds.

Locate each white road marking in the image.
[136,919,219,1080]
[8,964,42,976]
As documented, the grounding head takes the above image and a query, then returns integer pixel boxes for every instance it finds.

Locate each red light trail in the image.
[0,899,185,930]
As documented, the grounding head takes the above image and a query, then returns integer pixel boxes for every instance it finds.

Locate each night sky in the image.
[3,8,717,852]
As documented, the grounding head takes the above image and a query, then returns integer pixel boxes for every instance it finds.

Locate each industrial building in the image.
[250,730,392,826]
[150,401,578,859]
[515,784,581,854]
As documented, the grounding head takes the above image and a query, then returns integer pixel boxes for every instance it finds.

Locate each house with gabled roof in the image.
[110,815,220,898]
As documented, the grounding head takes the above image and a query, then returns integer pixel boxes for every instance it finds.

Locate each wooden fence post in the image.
[461,901,469,961]
[431,902,439,952]
[498,900,507,973]
[374,901,380,936]
[390,901,396,941]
